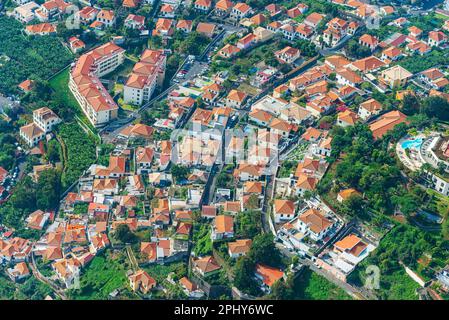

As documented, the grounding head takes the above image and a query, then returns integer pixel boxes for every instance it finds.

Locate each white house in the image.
[296,208,334,242]
[123,49,166,106]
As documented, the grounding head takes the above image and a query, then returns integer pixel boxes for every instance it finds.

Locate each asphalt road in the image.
[278,245,376,300]
[99,23,242,142]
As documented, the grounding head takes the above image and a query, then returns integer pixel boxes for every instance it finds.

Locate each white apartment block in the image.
[11,2,39,23]
[69,42,125,126]
[123,49,166,106]
[19,107,60,147]
[33,107,61,133]
[19,123,45,147]
[430,174,449,196]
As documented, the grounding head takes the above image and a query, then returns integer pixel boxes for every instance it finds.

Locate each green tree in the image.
[45,139,60,163]
[10,176,37,211]
[270,278,293,299]
[235,210,261,239]
[402,94,421,115]
[248,233,282,267]
[36,168,62,210]
[233,257,260,296]
[170,165,189,182]
[345,39,371,59]
[340,194,365,217]
[422,96,449,121]
[114,224,138,243]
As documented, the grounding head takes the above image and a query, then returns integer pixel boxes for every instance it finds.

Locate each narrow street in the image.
[99,25,235,140]
[279,246,376,300]
[30,253,68,300]
[126,245,139,271]
[261,175,275,235]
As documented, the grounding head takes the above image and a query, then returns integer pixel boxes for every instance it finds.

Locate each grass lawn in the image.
[70,251,133,300]
[293,15,306,23]
[0,274,53,300]
[49,68,80,113]
[278,160,298,178]
[143,261,187,284]
[292,268,352,300]
[118,97,138,111]
[425,189,449,239]
[58,122,97,188]
[101,57,135,81]
[380,270,420,300]
[286,142,309,162]
[114,83,124,95]
[49,68,97,133]
[435,13,449,21]
[237,82,260,96]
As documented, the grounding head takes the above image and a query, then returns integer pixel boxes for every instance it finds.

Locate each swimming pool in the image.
[401,138,423,150]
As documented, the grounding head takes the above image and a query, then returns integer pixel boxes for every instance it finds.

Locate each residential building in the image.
[12,2,40,23]
[337,188,361,203]
[68,37,86,53]
[275,46,300,64]
[69,42,125,126]
[129,270,156,294]
[296,208,334,241]
[215,0,234,16]
[230,2,252,20]
[96,9,115,28]
[381,46,403,61]
[77,6,99,24]
[428,31,447,47]
[196,22,216,38]
[19,123,44,147]
[358,98,382,120]
[218,44,241,58]
[255,264,284,293]
[225,89,247,109]
[179,277,204,298]
[211,215,234,240]
[176,19,193,33]
[303,12,324,29]
[193,256,221,277]
[6,262,30,282]
[379,65,413,89]
[337,109,358,127]
[24,23,56,35]
[237,33,257,50]
[33,107,61,133]
[273,199,295,223]
[369,110,408,139]
[358,34,378,51]
[228,239,252,258]
[123,49,166,106]
[194,0,212,12]
[26,210,51,230]
[124,14,145,30]
[336,68,363,87]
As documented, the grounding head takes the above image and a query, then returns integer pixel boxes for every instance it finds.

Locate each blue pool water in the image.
[401,138,423,150]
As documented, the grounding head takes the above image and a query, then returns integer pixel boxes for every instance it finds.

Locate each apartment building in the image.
[11,2,39,23]
[19,123,45,147]
[123,49,166,106]
[69,42,125,126]
[19,107,61,147]
[33,107,61,133]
